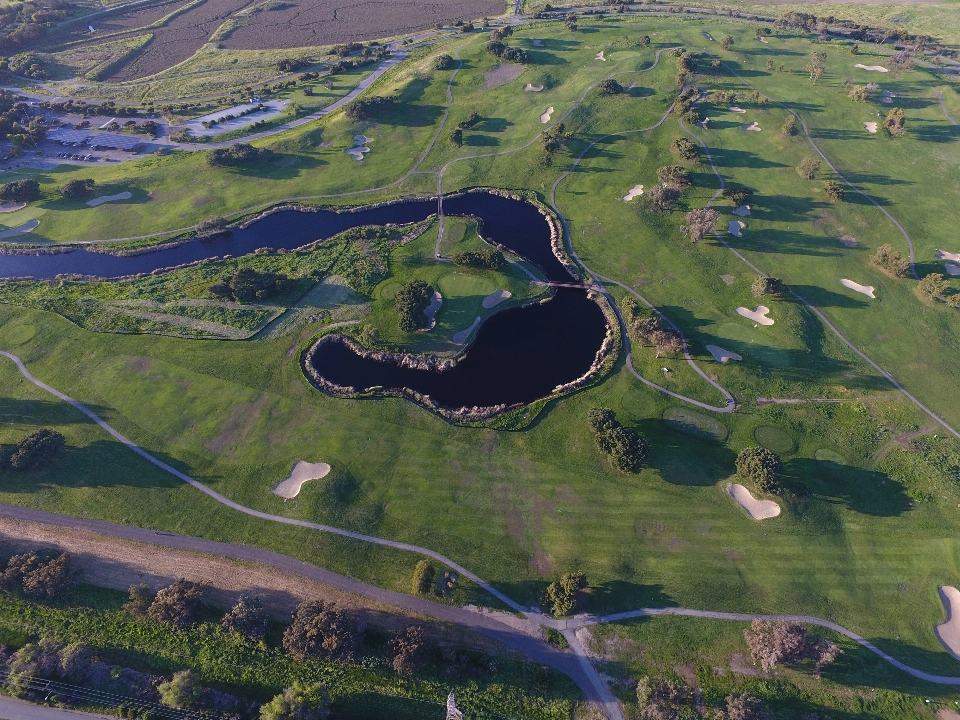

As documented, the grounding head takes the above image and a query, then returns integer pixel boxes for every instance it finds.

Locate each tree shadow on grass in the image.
[0,398,98,425]
[228,153,325,180]
[788,284,871,309]
[910,118,960,144]
[785,458,911,516]
[464,133,501,147]
[707,146,790,170]
[585,581,674,615]
[721,228,843,258]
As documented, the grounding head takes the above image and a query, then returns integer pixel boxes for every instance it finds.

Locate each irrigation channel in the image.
[3,191,610,413]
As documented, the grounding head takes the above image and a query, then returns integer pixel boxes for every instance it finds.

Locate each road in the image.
[0,696,110,720]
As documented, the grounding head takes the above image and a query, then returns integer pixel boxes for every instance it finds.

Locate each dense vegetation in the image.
[345,96,395,120]
[451,247,505,269]
[1,429,65,471]
[393,279,434,332]
[209,269,292,303]
[207,143,274,167]
[587,408,648,473]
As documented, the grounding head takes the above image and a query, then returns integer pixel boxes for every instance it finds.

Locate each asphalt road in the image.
[0,696,110,720]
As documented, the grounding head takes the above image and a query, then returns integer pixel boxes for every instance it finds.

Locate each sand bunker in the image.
[354,134,374,144]
[758,36,768,43]
[736,305,774,325]
[706,344,742,363]
[727,483,781,520]
[482,289,512,308]
[733,205,751,217]
[623,184,644,201]
[881,90,896,104]
[345,146,370,160]
[855,63,888,72]
[742,122,762,131]
[728,220,745,237]
[863,121,878,134]
[0,219,39,239]
[945,263,960,276]
[87,191,133,207]
[699,118,710,130]
[595,51,607,61]
[937,250,960,264]
[840,234,857,247]
[840,278,876,298]
[729,106,746,114]
[524,84,544,92]
[423,291,443,330]
[0,202,25,213]
[936,586,960,661]
[453,316,482,344]
[272,461,331,499]
[540,107,554,123]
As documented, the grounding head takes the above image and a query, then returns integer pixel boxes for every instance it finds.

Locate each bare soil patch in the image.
[486,62,524,88]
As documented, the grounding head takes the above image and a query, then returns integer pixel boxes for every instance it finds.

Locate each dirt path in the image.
[867,422,938,469]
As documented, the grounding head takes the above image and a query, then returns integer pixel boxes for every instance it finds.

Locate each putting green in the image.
[754,425,796,454]
[663,406,728,442]
[712,323,790,368]
[4,324,36,346]
[377,280,403,301]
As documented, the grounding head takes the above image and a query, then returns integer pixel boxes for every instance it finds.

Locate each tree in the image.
[222,594,268,642]
[657,165,692,188]
[59,178,95,199]
[744,620,808,671]
[207,143,273,167]
[588,408,647,472]
[948,293,960,309]
[394,279,434,332]
[411,560,435,595]
[735,447,783,492]
[283,600,357,660]
[751,275,784,297]
[210,269,291,302]
[7,429,65,470]
[872,244,910,277]
[883,107,905,136]
[0,178,40,202]
[545,571,586,616]
[781,114,797,136]
[148,579,205,628]
[847,84,868,102]
[598,78,624,95]
[919,273,948,299]
[644,185,681,214]
[260,682,330,720]
[796,156,820,180]
[850,43,860,55]
[2,550,70,598]
[345,96,395,120]
[449,128,463,146]
[389,625,426,674]
[158,670,201,709]
[891,50,912,70]
[671,136,698,161]
[823,180,845,201]
[720,34,734,50]
[434,54,455,70]
[452,247,505,269]
[717,693,771,720]
[681,208,720,242]
[805,51,826,83]
[636,676,694,720]
[123,584,152,618]
[722,186,753,206]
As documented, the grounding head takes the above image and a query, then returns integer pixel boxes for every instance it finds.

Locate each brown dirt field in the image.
[92,0,187,34]
[220,0,506,51]
[0,517,512,653]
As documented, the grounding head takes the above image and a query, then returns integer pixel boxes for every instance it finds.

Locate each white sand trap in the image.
[482,289,512,308]
[706,345,742,363]
[344,146,370,160]
[272,461,331,499]
[623,184,644,201]
[863,121,878,134]
[937,250,960,264]
[840,278,876,298]
[87,191,132,207]
[736,305,774,325]
[733,205,751,217]
[0,202,25,213]
[453,316,482,344]
[758,36,768,43]
[855,63,888,72]
[944,263,960,276]
[728,220,745,237]
[540,107,554,123]
[0,219,39,239]
[881,90,896,104]
[742,122,762,131]
[936,586,960,661]
[729,106,746,114]
[699,118,710,130]
[727,483,781,520]
[354,134,374,144]
[524,84,544,92]
[595,51,607,61]
[532,39,544,46]
[840,234,857,247]
[423,291,443,330]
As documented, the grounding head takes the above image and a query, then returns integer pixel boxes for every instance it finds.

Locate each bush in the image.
[158,670,201,708]
[222,594,268,642]
[148,579,205,628]
[389,625,425,675]
[670,136,698,161]
[919,273,949,299]
[283,600,357,661]
[545,571,586,616]
[59,178,95,199]
[261,682,330,720]
[434,54,455,70]
[449,128,463,146]
[871,243,910,278]
[598,78,624,95]
[0,178,40,202]
[735,446,783,492]
[345,96,395,120]
[207,143,273,167]
[6,429,65,471]
[823,180,845,201]
[588,408,647,473]
[717,693,770,720]
[644,184,681,213]
[722,186,753,206]
[848,84,869,102]
[394,279,434,332]
[209,269,291,302]
[411,560,435,595]
[751,275,784,297]
[501,47,529,63]
[657,165,691,187]
[2,550,71,598]
[451,247,505,269]
[636,676,694,719]
[884,107,905,136]
[797,156,820,180]
[681,208,720,242]
[123,584,152,618]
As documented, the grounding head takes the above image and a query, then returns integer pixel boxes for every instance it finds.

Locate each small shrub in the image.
[388,625,425,675]
[222,594,268,642]
[848,84,868,102]
[123,584,152,618]
[261,681,330,720]
[411,560,435,595]
[796,156,820,180]
[751,275,784,297]
[545,571,586,616]
[6,429,65,471]
[722,186,753,206]
[823,180,845,201]
[158,670,201,709]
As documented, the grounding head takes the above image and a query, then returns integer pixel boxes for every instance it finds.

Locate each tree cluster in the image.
[221,593,268,642]
[1,429,65,471]
[209,268,292,302]
[451,247,505,269]
[261,682,331,720]
[722,185,753,206]
[0,90,46,148]
[871,243,910,277]
[277,57,311,72]
[735,446,783,492]
[681,208,720,242]
[626,308,683,357]
[0,0,77,55]
[540,121,570,166]
[147,578,206,628]
[644,184,682,213]
[0,178,40,202]
[598,78,624,95]
[486,42,529,64]
[458,111,481,129]
[588,407,648,473]
[751,275,785,297]
[883,107,905,136]
[282,600,358,661]
[635,676,694,720]
[796,156,820,180]
[394,279,434,332]
[545,571,586,616]
[657,165,692,188]
[206,143,274,167]
[345,95,395,120]
[434,54,455,70]
[1,550,71,598]
[744,619,841,675]
[671,136,699,162]
[674,50,700,86]
[59,178,95,199]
